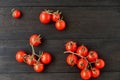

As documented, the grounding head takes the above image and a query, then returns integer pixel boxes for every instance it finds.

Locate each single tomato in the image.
[55,20,66,31]
[66,54,78,66]
[65,41,77,52]
[16,50,27,63]
[29,34,42,46]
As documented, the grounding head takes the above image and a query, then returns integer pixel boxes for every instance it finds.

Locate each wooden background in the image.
[0,0,120,80]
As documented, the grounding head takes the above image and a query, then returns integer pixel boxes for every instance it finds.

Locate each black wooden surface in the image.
[0,0,120,80]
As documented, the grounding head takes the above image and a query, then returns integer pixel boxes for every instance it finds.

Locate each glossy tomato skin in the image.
[91,67,100,78]
[29,34,41,47]
[55,20,66,31]
[16,50,27,63]
[87,51,98,62]
[12,9,21,19]
[80,69,91,80]
[66,54,78,66]
[26,55,36,66]
[76,45,88,57]
[33,63,44,72]
[39,11,51,24]
[77,58,88,69]
[65,41,77,52]
[95,59,105,69]
[52,13,60,22]
[40,52,52,64]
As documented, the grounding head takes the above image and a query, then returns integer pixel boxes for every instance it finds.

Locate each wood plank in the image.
[0,7,120,40]
[0,39,119,72]
[0,0,120,7]
[0,72,119,80]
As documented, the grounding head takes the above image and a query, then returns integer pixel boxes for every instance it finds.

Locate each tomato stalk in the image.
[64,51,93,69]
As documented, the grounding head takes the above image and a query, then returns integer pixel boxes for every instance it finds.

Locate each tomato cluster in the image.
[64,41,105,80]
[39,9,66,31]
[16,34,52,73]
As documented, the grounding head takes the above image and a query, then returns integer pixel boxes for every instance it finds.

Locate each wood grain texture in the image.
[0,0,120,80]
[0,0,120,7]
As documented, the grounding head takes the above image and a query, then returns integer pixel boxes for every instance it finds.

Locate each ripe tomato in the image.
[55,20,66,31]
[39,10,51,24]
[16,50,27,63]
[91,67,100,78]
[76,45,88,57]
[95,59,105,69]
[80,69,91,80]
[40,52,52,64]
[52,12,60,22]
[26,55,36,66]
[65,41,77,52]
[66,54,78,66]
[77,58,88,69]
[12,9,21,19]
[33,63,44,72]
[87,51,98,62]
[29,34,41,46]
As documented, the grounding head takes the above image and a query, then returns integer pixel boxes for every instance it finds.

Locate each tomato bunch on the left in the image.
[16,34,52,73]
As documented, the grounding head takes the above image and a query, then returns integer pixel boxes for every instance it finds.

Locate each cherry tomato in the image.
[29,34,41,46]
[40,52,52,64]
[66,54,78,66]
[12,9,22,19]
[65,41,77,52]
[26,55,36,66]
[52,11,60,22]
[33,63,44,72]
[95,59,105,69]
[77,58,88,69]
[55,20,66,31]
[39,10,51,24]
[91,67,100,78]
[76,45,88,57]
[80,69,91,80]
[16,50,27,63]
[87,51,98,62]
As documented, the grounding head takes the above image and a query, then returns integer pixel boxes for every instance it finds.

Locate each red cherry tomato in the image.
[33,63,44,72]
[95,59,105,69]
[80,69,91,80]
[65,41,77,52]
[29,34,41,47]
[12,9,22,19]
[66,54,78,66]
[52,12,60,22]
[87,51,98,62]
[39,10,51,24]
[16,50,27,63]
[77,58,88,69]
[40,52,52,64]
[91,67,100,78]
[55,20,66,31]
[26,55,36,66]
[76,45,88,57]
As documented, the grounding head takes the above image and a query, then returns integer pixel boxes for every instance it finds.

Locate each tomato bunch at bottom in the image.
[64,41,105,80]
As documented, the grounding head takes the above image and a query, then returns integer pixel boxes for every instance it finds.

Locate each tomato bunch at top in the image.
[64,41,105,80]
[16,34,52,73]
[39,9,66,31]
